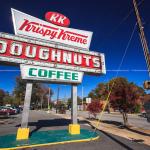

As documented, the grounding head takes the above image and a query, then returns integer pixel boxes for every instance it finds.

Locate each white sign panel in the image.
[0,32,106,74]
[20,64,84,84]
[11,8,93,50]
[86,97,91,104]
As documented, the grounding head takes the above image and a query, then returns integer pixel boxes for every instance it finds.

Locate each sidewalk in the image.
[50,111,150,146]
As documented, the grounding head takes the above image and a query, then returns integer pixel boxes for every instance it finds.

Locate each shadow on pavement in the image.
[16,118,90,136]
[101,120,150,136]
[0,116,17,119]
[101,120,123,126]
[89,124,134,150]
[125,127,150,137]
[89,119,150,137]
[98,130,134,150]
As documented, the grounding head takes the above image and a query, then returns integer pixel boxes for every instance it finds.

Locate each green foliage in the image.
[88,77,145,125]
[13,76,54,108]
[3,95,15,105]
[0,89,5,105]
[67,96,82,107]
[134,104,141,113]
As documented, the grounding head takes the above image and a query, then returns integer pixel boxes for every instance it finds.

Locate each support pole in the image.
[82,86,84,111]
[56,86,60,113]
[133,0,150,76]
[71,85,77,124]
[47,88,50,113]
[69,84,80,135]
[16,82,33,140]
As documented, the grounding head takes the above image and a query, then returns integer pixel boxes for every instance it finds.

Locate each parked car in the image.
[6,106,22,114]
[0,106,16,117]
[144,101,150,123]
[140,107,147,118]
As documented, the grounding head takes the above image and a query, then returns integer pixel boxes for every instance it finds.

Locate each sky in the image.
[0,0,150,100]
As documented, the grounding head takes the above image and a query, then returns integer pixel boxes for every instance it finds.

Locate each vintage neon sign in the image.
[0,33,106,74]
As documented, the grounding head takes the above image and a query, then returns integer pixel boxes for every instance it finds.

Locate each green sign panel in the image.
[21,65,83,84]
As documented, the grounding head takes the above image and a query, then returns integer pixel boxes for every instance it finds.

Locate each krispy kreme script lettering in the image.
[19,19,88,44]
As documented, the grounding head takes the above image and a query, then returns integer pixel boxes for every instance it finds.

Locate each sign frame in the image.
[20,64,84,84]
[0,32,106,75]
[11,8,93,50]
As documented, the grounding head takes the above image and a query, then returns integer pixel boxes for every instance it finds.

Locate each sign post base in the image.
[69,124,80,135]
[16,82,33,141]
[16,128,30,140]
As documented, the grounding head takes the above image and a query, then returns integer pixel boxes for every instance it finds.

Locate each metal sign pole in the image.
[69,84,80,134]
[21,82,33,127]
[71,85,77,124]
[47,88,50,113]
[17,82,33,140]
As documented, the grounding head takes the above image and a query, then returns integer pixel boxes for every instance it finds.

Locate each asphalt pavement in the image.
[0,110,149,150]
[77,111,150,130]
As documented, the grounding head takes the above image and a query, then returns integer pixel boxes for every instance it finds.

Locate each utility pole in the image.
[133,0,150,76]
[133,0,150,122]
[47,88,50,113]
[82,86,84,111]
[56,86,60,113]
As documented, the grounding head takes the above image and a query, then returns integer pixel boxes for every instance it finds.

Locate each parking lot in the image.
[0,110,149,150]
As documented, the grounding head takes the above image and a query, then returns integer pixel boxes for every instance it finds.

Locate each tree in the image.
[38,85,53,109]
[13,76,27,105]
[67,96,82,109]
[13,76,54,108]
[88,83,108,100]
[3,95,14,105]
[109,77,145,126]
[0,89,5,105]
[87,100,103,119]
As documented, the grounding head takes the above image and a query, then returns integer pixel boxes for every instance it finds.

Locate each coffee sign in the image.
[20,65,83,84]
[11,8,93,50]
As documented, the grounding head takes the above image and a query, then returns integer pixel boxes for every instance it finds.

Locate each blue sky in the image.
[0,0,150,100]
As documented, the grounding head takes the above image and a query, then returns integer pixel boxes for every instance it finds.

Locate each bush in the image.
[87,100,103,119]
[134,104,141,113]
[57,103,66,114]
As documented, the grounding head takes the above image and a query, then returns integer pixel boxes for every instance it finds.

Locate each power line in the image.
[91,22,137,139]
[99,0,144,48]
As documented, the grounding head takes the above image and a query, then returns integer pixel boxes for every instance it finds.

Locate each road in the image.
[0,110,149,150]
[76,111,150,130]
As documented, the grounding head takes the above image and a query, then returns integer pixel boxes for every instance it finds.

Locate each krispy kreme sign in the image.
[0,33,106,74]
[45,11,70,27]
[11,8,92,50]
